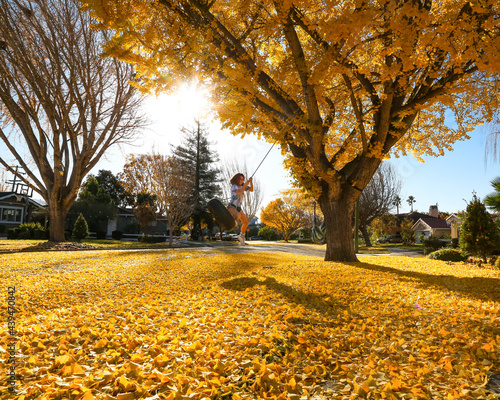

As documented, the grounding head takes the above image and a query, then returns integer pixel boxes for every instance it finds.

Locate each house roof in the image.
[396,211,440,225]
[117,207,135,216]
[0,192,45,208]
[413,217,450,231]
[446,213,461,223]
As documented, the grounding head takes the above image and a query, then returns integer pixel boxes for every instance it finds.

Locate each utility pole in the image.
[7,166,20,192]
[6,166,32,196]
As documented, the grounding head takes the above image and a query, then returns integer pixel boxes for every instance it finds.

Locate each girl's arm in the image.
[234,178,253,195]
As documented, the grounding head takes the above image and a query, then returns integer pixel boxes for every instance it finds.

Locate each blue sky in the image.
[389,132,498,214]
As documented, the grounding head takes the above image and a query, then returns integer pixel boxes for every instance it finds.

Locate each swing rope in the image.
[249,140,277,180]
[219,140,278,202]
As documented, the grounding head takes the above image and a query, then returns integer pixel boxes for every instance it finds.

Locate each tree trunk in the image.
[319,191,358,262]
[48,201,68,242]
[360,224,372,247]
[168,220,173,246]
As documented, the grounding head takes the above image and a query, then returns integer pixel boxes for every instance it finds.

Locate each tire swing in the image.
[207,198,236,231]
[207,140,277,232]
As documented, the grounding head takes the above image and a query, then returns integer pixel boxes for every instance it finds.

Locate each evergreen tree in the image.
[68,176,116,233]
[172,119,222,238]
[459,194,500,262]
[86,170,131,207]
[72,213,89,242]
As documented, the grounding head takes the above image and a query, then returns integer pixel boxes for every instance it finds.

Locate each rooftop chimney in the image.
[429,204,439,218]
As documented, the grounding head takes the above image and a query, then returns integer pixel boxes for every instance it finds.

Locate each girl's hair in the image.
[230,173,244,185]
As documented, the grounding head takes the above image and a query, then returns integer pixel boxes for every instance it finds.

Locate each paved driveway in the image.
[196,241,424,258]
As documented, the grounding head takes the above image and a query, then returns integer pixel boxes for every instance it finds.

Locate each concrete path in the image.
[197,241,424,259]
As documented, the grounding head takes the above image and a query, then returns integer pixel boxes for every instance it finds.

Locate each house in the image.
[106,207,138,236]
[0,191,45,233]
[105,207,170,237]
[446,214,461,239]
[410,205,461,243]
[412,217,451,243]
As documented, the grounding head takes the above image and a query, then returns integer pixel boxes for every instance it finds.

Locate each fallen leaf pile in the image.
[0,248,499,399]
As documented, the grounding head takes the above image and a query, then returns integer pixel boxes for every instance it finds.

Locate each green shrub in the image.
[34,229,46,240]
[427,248,467,262]
[9,222,47,240]
[18,230,32,240]
[423,235,446,254]
[96,230,107,240]
[258,226,278,241]
[72,213,89,242]
[112,230,123,240]
[124,221,141,234]
[7,228,18,239]
[0,225,6,235]
[139,235,166,243]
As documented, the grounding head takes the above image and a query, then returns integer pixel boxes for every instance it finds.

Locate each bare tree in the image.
[155,155,195,245]
[120,154,168,216]
[358,163,402,246]
[121,153,196,243]
[0,0,146,241]
[221,159,264,223]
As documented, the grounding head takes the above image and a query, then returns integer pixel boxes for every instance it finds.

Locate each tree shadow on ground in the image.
[355,261,500,302]
[220,274,349,319]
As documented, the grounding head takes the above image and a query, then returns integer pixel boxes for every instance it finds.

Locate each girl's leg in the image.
[240,212,249,236]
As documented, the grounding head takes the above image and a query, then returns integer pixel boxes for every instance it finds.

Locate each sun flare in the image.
[146,84,211,128]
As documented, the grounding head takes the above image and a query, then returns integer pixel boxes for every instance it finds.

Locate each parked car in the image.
[377,237,387,243]
[250,236,262,240]
[388,234,403,243]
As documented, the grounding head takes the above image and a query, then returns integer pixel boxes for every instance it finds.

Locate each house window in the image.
[1,207,23,223]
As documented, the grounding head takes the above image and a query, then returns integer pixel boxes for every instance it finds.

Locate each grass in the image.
[1,248,498,399]
[375,242,425,251]
[0,238,195,252]
[0,239,401,255]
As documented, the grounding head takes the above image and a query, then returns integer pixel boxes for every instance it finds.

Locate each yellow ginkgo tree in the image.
[81,0,500,261]
[260,189,312,242]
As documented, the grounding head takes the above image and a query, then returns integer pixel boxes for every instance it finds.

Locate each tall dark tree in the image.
[0,0,146,241]
[172,119,222,237]
[68,176,116,234]
[358,163,402,246]
[460,194,500,263]
[85,170,131,207]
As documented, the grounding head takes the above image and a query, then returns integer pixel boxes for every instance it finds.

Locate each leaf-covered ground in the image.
[1,249,499,399]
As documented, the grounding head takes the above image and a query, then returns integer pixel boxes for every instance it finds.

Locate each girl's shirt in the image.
[230,184,250,207]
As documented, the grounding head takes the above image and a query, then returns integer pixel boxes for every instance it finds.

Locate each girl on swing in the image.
[228,173,253,245]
